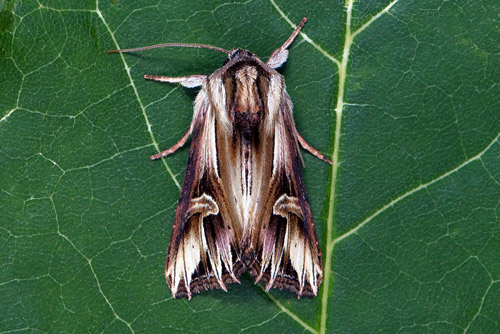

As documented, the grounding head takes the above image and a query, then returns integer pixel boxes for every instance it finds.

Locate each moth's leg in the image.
[267,17,307,69]
[296,132,333,165]
[148,74,207,160]
[144,74,207,88]
[151,126,191,160]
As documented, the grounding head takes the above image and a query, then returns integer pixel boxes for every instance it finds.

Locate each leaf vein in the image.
[95,5,181,189]
[269,0,341,68]
[332,132,500,248]
[50,195,136,333]
[464,279,500,333]
[238,311,284,333]
[265,291,318,334]
[351,0,400,40]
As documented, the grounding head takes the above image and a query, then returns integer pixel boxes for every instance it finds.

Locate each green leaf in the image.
[1,0,499,333]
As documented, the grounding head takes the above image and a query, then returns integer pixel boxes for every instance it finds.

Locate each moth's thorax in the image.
[232,66,263,133]
[219,49,272,134]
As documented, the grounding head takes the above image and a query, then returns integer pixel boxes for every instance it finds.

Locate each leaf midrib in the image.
[272,1,401,333]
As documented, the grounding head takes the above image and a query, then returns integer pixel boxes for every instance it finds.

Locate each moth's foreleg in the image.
[148,74,208,160]
[296,132,333,165]
[144,74,207,88]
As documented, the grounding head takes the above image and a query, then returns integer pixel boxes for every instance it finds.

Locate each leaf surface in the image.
[1,0,499,333]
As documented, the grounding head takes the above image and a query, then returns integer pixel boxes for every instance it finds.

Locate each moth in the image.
[110,18,332,299]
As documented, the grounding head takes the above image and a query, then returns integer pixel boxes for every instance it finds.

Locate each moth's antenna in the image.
[108,43,231,55]
[280,17,307,50]
[266,17,307,69]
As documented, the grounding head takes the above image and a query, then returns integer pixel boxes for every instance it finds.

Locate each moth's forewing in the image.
[242,89,323,297]
[165,89,244,299]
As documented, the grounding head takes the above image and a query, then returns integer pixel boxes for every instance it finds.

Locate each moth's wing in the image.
[165,89,244,299]
[247,93,323,297]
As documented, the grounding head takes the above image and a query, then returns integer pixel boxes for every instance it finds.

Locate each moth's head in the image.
[225,48,255,64]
